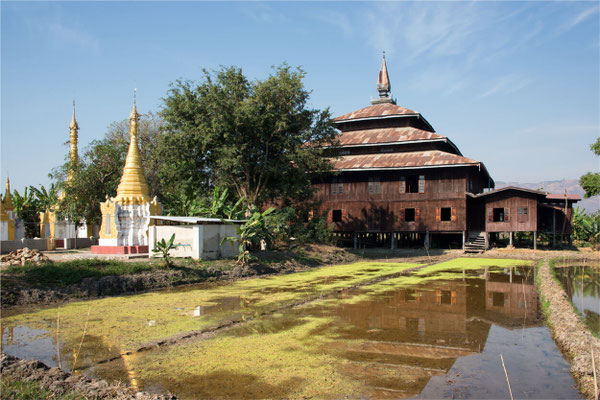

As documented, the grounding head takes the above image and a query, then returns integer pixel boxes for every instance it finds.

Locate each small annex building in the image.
[314,55,580,250]
[148,216,244,260]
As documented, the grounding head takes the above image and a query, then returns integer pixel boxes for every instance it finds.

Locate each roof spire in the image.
[372,52,395,105]
[2,176,14,210]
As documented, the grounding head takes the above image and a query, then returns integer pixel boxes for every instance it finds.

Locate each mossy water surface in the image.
[2,260,419,366]
[80,257,581,400]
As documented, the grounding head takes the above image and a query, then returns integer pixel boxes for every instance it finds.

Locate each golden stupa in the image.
[39,101,93,241]
[96,92,161,251]
[1,177,16,240]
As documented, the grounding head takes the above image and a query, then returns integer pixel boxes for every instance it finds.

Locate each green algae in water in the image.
[86,259,578,400]
[2,261,420,355]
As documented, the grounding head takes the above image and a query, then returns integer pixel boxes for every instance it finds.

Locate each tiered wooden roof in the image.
[331,54,492,184]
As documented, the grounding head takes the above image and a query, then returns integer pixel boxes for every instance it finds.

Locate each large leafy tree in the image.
[580,137,600,198]
[160,64,338,208]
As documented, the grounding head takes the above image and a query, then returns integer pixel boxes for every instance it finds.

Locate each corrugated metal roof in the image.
[333,151,481,170]
[334,103,418,122]
[150,216,247,224]
[546,194,582,201]
[338,127,446,146]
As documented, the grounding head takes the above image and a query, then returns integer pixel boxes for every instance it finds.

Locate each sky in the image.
[1,1,599,195]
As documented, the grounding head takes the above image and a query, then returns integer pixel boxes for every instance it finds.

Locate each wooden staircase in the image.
[464,231,487,253]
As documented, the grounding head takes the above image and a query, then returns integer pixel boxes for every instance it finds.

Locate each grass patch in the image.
[5,259,168,288]
[0,379,82,400]
[535,260,552,322]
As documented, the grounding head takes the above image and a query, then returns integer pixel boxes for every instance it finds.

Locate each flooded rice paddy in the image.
[554,263,600,336]
[1,258,581,398]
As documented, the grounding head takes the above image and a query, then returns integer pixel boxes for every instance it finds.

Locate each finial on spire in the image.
[371,52,395,105]
[70,98,79,130]
[377,51,391,98]
[130,89,139,120]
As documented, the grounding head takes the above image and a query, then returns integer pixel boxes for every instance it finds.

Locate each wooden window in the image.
[493,208,505,222]
[399,177,406,194]
[415,208,421,222]
[380,147,394,153]
[332,209,342,222]
[340,149,350,155]
[418,175,425,193]
[436,208,441,222]
[405,208,415,222]
[451,208,457,222]
[406,176,419,193]
[331,179,343,195]
[368,177,380,193]
[440,207,452,221]
[505,207,510,222]
[488,207,493,222]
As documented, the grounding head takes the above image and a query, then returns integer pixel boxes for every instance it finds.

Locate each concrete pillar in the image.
[533,231,537,250]
[510,267,513,283]
[462,231,466,250]
[424,231,430,250]
[391,232,395,250]
[353,232,358,249]
[485,232,489,250]
[509,232,513,249]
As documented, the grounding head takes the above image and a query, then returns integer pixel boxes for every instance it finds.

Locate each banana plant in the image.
[221,206,275,265]
[152,234,179,267]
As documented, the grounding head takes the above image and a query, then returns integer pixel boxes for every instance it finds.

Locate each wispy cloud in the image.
[479,73,533,99]
[557,5,599,34]
[43,21,99,53]
[240,3,289,25]
[313,9,353,36]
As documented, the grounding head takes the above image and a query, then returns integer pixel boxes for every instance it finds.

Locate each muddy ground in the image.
[1,353,177,399]
[537,258,600,400]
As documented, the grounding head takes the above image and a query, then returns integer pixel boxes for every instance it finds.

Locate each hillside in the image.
[496,179,599,213]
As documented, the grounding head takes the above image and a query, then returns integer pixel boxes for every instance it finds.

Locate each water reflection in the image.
[1,266,580,399]
[554,265,600,335]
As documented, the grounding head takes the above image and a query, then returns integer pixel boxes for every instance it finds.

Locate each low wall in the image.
[0,237,98,254]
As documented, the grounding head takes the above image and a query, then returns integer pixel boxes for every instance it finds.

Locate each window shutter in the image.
[399,208,405,221]
[415,208,421,222]
[419,175,425,193]
[505,208,510,222]
[399,177,406,193]
[436,290,441,305]
[487,208,493,222]
[435,208,441,222]
[451,208,457,222]
[342,209,347,223]
[331,181,337,195]
[451,291,457,305]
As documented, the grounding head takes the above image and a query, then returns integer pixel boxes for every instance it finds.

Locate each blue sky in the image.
[2,1,599,194]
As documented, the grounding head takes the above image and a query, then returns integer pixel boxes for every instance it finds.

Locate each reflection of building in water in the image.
[332,269,539,398]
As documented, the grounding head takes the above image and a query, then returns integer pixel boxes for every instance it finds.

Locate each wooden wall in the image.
[484,192,538,232]
[313,168,473,233]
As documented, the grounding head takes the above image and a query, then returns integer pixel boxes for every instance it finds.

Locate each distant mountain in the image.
[496,179,599,213]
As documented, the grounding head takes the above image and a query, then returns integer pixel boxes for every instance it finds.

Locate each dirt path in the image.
[537,258,600,400]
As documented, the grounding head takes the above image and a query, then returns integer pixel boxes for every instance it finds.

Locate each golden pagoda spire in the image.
[115,90,151,203]
[2,177,14,211]
[67,99,79,181]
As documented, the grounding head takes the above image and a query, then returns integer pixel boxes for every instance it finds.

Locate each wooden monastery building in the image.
[313,55,579,250]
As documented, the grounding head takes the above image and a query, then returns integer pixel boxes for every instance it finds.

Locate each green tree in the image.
[11,188,39,238]
[580,137,600,198]
[160,64,338,209]
[30,183,60,212]
[56,138,128,225]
